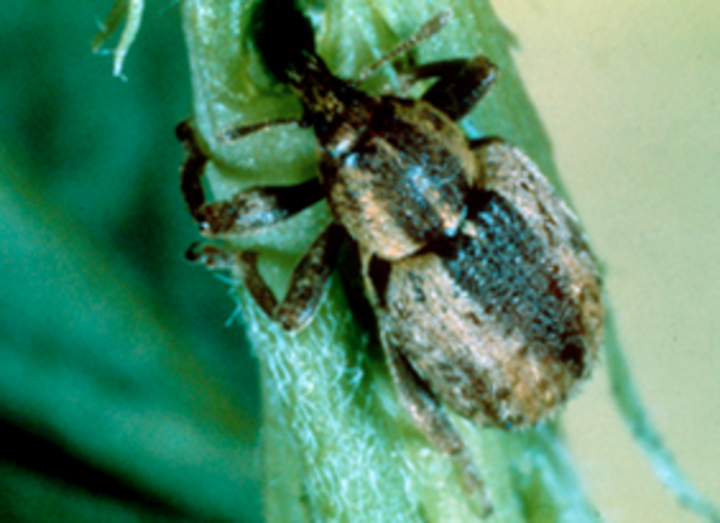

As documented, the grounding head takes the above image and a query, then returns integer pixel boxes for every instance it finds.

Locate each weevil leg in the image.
[188,222,346,332]
[411,56,498,121]
[177,119,210,217]
[177,119,323,237]
[351,10,496,119]
[380,331,492,516]
[219,117,300,142]
[272,222,346,330]
[194,179,324,237]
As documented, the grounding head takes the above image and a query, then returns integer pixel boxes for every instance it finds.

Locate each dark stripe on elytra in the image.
[435,190,586,376]
[350,103,468,246]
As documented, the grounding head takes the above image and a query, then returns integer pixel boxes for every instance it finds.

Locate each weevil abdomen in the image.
[370,142,603,428]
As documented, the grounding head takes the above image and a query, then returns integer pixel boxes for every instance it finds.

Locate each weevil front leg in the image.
[194,178,323,237]
[410,56,498,121]
[188,222,346,331]
[178,120,341,330]
[380,331,493,517]
[352,11,496,120]
[177,119,322,237]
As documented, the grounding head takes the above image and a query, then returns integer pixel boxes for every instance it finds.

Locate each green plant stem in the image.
[179,0,598,520]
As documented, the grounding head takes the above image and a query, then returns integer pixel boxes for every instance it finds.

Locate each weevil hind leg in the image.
[177,119,323,237]
[272,222,346,330]
[188,222,346,332]
[381,331,492,517]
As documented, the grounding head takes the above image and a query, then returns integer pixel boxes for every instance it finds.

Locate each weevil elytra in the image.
[178,10,603,515]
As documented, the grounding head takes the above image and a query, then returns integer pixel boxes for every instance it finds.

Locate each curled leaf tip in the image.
[92,0,145,77]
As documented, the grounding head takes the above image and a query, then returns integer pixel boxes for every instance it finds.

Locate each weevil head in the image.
[251,0,374,155]
[289,54,376,155]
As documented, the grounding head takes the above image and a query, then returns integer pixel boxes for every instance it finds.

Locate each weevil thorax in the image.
[291,54,480,262]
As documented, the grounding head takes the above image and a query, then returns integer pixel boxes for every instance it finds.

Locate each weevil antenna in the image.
[352,10,452,87]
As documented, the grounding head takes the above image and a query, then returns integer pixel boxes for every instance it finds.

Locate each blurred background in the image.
[1,2,263,521]
[0,0,718,522]
[492,0,720,521]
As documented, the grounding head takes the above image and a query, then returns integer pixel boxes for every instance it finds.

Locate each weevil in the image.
[178,11,604,515]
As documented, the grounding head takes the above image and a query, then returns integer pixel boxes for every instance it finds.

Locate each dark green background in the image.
[1,2,263,521]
